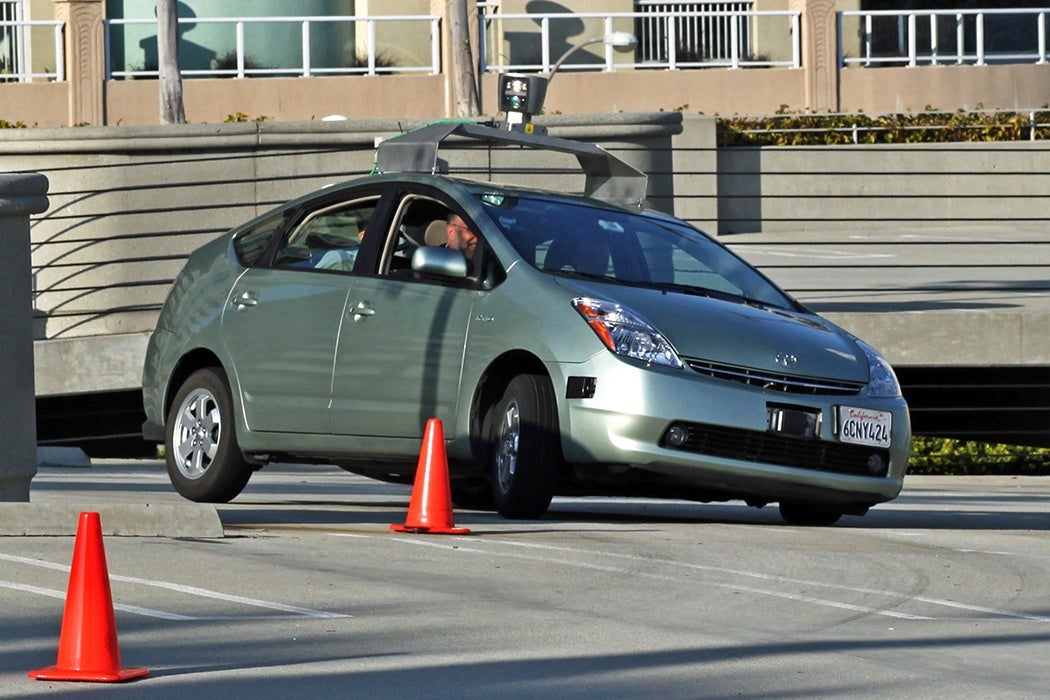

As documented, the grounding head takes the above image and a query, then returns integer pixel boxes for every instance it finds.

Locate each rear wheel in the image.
[165,367,252,503]
[487,373,560,519]
[778,501,843,526]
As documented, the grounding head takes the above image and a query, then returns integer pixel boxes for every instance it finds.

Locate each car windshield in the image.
[476,193,795,309]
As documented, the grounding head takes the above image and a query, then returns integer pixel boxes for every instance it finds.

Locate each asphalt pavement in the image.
[1,460,1048,699]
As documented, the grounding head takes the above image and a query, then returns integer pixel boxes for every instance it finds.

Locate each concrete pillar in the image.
[790,0,839,112]
[0,173,50,502]
[671,115,720,234]
[54,0,105,126]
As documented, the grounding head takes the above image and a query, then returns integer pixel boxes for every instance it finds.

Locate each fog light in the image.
[664,425,689,448]
[866,453,886,476]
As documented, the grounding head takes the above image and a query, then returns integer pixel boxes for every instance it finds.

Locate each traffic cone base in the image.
[391,418,471,535]
[28,512,149,683]
[389,523,471,534]
[28,666,149,683]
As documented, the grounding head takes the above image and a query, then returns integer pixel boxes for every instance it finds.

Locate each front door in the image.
[329,194,477,438]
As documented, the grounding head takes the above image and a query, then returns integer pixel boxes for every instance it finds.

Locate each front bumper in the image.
[550,352,910,506]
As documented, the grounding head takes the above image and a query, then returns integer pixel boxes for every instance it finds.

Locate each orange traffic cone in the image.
[390,418,471,535]
[29,511,149,683]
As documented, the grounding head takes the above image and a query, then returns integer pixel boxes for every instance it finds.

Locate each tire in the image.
[450,479,496,512]
[486,373,560,519]
[165,367,252,503]
[778,501,843,527]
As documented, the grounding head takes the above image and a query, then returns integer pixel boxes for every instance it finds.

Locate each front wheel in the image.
[165,367,252,503]
[486,373,560,519]
[778,501,843,526]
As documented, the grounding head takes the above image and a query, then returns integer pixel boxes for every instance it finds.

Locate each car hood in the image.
[557,278,869,382]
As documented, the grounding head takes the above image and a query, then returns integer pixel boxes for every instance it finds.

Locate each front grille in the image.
[684,358,865,396]
[663,421,889,478]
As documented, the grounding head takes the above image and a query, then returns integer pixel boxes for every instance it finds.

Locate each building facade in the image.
[2,1,1050,125]
[2,2,1049,126]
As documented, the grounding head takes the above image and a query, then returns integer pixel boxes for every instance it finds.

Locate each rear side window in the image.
[232,212,292,267]
[274,197,379,273]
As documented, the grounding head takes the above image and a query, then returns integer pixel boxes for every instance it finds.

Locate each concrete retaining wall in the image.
[5,112,1050,401]
[718,142,1050,234]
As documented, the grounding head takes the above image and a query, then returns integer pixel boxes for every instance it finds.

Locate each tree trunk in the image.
[448,0,480,117]
[157,0,186,124]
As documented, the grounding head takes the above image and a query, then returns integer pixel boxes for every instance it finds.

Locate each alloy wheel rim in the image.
[173,388,221,480]
[495,400,520,493]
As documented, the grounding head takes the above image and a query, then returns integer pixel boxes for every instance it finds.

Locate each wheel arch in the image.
[164,349,227,420]
[468,350,550,463]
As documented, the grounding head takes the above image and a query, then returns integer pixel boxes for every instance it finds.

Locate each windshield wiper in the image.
[546,269,620,284]
[547,271,796,311]
[644,280,738,302]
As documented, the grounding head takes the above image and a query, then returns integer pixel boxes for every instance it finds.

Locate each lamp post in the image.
[547,31,638,86]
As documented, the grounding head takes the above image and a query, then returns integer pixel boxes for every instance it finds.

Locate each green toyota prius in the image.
[142,122,910,525]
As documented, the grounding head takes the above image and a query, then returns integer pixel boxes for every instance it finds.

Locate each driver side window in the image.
[380,196,453,275]
[378,194,504,289]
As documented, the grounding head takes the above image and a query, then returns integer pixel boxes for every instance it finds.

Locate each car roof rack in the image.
[374,121,648,209]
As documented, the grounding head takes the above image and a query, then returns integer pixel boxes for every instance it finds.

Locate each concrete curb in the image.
[37,446,91,468]
[0,503,224,538]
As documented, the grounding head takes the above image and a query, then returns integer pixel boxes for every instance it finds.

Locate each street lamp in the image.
[548,31,638,86]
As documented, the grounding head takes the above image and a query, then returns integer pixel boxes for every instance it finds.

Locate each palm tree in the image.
[449,0,480,117]
[158,0,185,124]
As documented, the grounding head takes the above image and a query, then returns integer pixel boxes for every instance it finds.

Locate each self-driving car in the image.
[142,121,910,525]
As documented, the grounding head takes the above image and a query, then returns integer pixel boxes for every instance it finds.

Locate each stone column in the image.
[790,0,839,112]
[0,174,50,502]
[54,0,105,126]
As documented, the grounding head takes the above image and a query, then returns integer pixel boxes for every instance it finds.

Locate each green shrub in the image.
[224,112,271,123]
[909,436,1050,475]
[718,105,1050,147]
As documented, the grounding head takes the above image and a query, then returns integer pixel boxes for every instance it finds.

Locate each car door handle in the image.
[349,300,375,320]
[231,292,258,308]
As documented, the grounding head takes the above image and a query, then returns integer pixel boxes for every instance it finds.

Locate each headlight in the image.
[571,297,683,369]
[857,339,901,398]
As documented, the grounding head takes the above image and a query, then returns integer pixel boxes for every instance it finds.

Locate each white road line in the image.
[958,548,1050,561]
[342,535,931,621]
[0,552,347,620]
[489,539,1050,623]
[0,581,194,620]
[357,535,1050,623]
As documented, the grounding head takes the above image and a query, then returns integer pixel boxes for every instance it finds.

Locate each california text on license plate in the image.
[837,406,892,448]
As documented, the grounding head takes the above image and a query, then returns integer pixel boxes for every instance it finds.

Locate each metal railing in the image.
[840,7,1050,67]
[635,1,754,64]
[0,19,64,82]
[103,15,441,79]
[478,6,800,72]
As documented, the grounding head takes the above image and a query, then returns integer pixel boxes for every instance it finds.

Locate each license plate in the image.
[837,406,892,448]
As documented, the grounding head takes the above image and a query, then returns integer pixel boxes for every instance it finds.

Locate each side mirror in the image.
[411,246,468,279]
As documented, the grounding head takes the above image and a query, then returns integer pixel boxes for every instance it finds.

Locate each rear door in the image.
[221,192,382,434]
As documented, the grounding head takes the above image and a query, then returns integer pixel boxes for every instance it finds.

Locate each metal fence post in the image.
[0,173,49,501]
